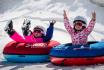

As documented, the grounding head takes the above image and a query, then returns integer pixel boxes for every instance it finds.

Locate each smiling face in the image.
[74,21,84,31]
[33,30,43,38]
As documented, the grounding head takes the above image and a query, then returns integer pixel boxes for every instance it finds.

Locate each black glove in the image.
[49,20,56,25]
[4,20,15,36]
[22,19,31,36]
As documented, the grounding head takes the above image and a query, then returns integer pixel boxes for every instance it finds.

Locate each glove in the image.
[49,19,56,25]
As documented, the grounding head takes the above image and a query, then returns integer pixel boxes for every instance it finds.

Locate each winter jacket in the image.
[10,23,54,43]
[64,18,95,45]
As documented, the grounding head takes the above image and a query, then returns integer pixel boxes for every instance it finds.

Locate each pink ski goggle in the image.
[74,21,86,27]
[34,30,43,33]
[75,23,83,26]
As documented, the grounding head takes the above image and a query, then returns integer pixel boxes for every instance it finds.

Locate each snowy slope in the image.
[0,0,104,70]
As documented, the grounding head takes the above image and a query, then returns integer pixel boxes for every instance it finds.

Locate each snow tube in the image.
[50,41,104,66]
[3,40,60,63]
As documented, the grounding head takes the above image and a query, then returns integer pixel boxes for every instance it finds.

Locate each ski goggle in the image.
[75,22,83,26]
[74,20,86,27]
[34,30,42,33]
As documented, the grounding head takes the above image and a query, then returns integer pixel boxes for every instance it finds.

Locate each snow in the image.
[0,0,104,70]
[90,0,104,7]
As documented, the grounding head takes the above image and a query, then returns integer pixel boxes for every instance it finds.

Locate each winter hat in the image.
[73,16,87,27]
[33,26,46,35]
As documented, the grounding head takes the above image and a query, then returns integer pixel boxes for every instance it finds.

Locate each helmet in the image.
[73,16,87,27]
[33,26,46,35]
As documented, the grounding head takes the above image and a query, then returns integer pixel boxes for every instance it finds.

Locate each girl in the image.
[64,10,96,48]
[4,19,56,45]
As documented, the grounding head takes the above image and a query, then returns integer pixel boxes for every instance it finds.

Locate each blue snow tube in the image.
[50,41,104,58]
[50,41,104,65]
[90,42,104,49]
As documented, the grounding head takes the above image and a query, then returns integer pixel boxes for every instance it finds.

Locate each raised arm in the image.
[43,20,56,42]
[4,20,25,42]
[64,10,74,34]
[84,11,96,35]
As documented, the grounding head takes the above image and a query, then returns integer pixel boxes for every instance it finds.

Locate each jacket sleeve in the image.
[43,23,54,42]
[84,19,96,35]
[10,32,25,43]
[64,17,74,34]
